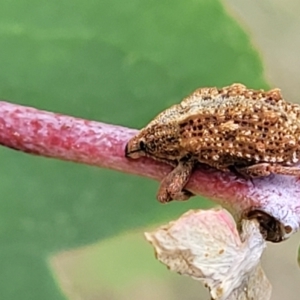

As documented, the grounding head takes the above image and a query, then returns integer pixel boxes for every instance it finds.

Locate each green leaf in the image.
[0,0,266,298]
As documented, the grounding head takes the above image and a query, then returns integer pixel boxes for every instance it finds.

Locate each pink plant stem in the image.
[0,101,300,233]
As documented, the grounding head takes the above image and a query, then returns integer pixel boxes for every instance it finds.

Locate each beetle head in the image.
[125,134,148,159]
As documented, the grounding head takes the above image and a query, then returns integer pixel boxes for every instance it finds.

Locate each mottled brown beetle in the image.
[125,83,300,203]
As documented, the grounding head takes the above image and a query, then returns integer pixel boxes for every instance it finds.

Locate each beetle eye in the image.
[139,141,146,151]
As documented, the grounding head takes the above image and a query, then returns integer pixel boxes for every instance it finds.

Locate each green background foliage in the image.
[0,0,266,298]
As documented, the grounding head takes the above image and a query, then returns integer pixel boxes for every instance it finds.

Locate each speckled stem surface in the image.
[0,101,300,234]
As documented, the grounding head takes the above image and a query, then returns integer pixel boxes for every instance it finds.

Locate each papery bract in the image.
[145,208,271,300]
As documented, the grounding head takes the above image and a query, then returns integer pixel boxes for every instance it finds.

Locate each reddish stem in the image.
[0,101,300,233]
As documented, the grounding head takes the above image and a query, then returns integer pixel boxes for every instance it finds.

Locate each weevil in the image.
[125,83,300,202]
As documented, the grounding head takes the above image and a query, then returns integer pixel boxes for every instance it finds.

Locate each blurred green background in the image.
[0,0,299,299]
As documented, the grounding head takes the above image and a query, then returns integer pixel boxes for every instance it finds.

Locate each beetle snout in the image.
[124,143,131,157]
[125,138,146,159]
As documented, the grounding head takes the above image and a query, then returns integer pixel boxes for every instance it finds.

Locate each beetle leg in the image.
[157,158,195,203]
[237,163,300,178]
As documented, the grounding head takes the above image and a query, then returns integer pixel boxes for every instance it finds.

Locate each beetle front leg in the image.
[157,159,195,203]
